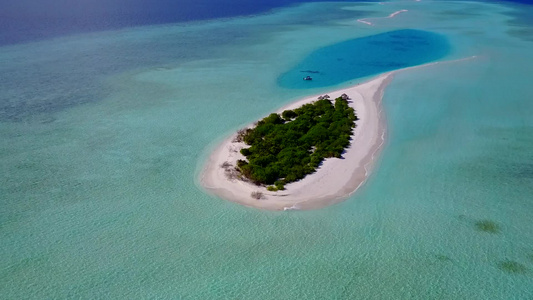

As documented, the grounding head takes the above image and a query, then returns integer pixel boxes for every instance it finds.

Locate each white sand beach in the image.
[200,55,478,211]
[200,72,392,211]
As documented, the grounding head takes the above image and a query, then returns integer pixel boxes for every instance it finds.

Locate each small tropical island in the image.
[235,94,356,191]
[200,72,391,210]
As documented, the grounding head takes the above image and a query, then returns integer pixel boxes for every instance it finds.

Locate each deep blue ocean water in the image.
[278,29,450,89]
[0,0,368,45]
[1,0,531,46]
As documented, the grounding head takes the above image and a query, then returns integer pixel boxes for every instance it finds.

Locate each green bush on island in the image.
[236,96,357,190]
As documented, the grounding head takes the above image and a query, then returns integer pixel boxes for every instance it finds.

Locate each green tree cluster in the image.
[237,96,357,190]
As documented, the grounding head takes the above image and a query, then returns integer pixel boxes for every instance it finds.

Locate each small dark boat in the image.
[303,76,313,81]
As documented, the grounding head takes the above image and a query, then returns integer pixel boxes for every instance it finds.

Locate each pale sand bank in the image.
[200,72,392,211]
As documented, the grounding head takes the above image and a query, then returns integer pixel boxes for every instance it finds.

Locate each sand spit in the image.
[199,56,478,211]
[200,73,391,211]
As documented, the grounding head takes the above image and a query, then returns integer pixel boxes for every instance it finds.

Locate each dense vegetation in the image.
[236,95,357,190]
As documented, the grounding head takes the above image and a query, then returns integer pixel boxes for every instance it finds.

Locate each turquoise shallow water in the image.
[1,1,533,298]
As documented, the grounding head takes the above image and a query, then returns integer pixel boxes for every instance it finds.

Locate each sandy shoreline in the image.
[200,72,392,211]
[198,56,478,211]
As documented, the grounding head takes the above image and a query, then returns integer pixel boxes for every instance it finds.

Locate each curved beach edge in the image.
[200,72,392,211]
[199,56,477,211]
